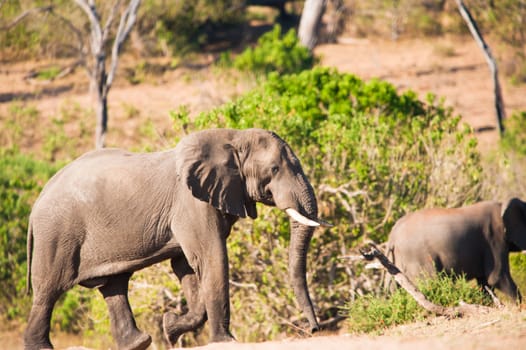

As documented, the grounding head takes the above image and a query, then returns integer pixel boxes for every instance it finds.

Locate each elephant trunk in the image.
[287,177,319,332]
[289,221,319,332]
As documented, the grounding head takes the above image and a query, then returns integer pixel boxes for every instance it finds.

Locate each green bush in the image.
[345,272,492,334]
[501,111,526,155]
[0,148,59,319]
[510,253,526,298]
[222,24,317,75]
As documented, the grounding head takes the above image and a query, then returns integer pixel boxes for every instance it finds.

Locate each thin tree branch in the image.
[106,0,141,90]
[74,0,103,56]
[101,0,122,44]
[0,5,53,30]
[455,0,506,135]
[48,9,88,69]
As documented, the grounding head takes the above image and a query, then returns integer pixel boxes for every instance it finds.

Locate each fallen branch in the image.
[359,242,493,317]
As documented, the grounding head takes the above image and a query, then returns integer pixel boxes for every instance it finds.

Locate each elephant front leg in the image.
[163,254,208,346]
[200,242,235,343]
[98,273,152,350]
[176,233,235,343]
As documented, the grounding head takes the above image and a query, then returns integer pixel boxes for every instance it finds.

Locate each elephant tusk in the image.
[285,208,321,227]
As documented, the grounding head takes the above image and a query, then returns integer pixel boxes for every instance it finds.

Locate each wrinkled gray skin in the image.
[386,199,526,302]
[24,128,323,350]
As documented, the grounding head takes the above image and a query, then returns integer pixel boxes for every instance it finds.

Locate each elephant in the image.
[24,128,328,350]
[385,199,526,303]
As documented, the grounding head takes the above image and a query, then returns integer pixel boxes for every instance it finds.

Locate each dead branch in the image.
[0,5,53,30]
[229,280,258,290]
[455,0,505,135]
[359,242,494,317]
[318,183,367,223]
[484,285,504,308]
[107,0,141,89]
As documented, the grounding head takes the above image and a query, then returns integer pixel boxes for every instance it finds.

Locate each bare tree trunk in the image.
[76,0,141,149]
[298,0,327,51]
[455,0,506,135]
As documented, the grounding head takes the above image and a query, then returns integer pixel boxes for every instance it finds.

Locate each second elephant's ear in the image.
[502,198,526,251]
[179,138,257,219]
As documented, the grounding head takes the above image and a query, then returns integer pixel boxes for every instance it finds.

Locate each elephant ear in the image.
[179,138,257,219]
[502,198,526,251]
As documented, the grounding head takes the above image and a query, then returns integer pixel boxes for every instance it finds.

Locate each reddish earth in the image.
[1,36,525,349]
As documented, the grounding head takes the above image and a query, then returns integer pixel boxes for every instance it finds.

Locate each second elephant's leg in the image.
[98,273,151,350]
[163,255,207,346]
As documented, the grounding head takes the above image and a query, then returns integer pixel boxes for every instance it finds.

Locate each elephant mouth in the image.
[285,208,333,227]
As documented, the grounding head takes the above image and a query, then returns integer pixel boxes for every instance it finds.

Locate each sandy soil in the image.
[1,36,525,349]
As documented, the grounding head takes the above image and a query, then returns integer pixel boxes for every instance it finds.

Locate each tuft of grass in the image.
[344,272,492,334]
[36,66,62,81]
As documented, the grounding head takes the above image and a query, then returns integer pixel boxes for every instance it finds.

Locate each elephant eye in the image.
[271,165,279,175]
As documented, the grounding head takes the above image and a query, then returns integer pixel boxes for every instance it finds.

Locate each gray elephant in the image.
[24,128,327,350]
[386,199,526,302]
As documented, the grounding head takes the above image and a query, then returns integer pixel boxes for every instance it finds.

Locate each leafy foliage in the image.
[344,273,493,334]
[510,253,526,299]
[222,25,317,75]
[501,111,526,155]
[0,148,59,319]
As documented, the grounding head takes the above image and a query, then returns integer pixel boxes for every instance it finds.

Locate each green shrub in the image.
[345,273,492,334]
[510,253,526,298]
[501,111,526,155]
[0,148,59,319]
[223,24,317,75]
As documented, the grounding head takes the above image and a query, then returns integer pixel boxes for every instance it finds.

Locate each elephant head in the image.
[176,128,325,331]
[502,198,526,252]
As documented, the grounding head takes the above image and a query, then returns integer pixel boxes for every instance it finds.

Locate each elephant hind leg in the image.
[163,255,208,347]
[24,292,60,350]
[98,273,151,350]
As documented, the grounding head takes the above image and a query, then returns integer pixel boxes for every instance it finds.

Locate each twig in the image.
[318,315,347,329]
[474,318,500,330]
[484,285,504,308]
[0,5,53,30]
[229,280,258,290]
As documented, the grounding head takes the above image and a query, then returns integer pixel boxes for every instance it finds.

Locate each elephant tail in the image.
[26,221,33,295]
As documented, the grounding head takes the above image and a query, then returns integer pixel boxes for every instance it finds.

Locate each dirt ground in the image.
[195,307,526,350]
[1,36,525,349]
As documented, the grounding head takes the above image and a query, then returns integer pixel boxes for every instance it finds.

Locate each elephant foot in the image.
[162,312,183,346]
[23,338,53,350]
[117,331,151,350]
[209,333,236,343]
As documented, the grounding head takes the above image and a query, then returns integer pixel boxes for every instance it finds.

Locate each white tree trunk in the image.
[298,0,327,51]
[76,0,141,149]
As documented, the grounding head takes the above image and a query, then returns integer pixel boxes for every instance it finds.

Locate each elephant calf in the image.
[386,199,526,302]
